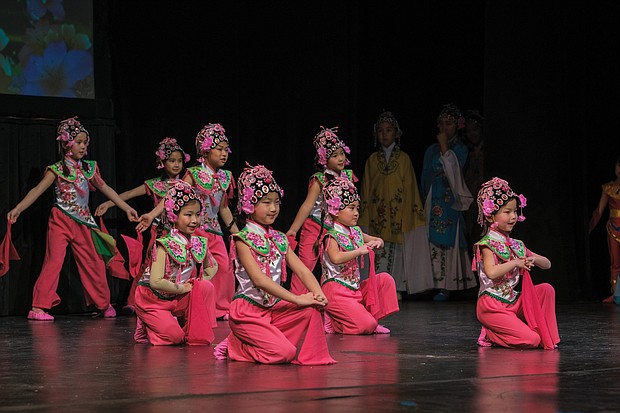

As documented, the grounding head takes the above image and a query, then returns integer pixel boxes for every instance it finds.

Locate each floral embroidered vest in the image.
[320,222,364,290]
[232,221,289,308]
[473,230,527,304]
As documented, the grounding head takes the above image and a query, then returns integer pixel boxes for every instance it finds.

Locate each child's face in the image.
[326,148,346,172]
[489,198,518,233]
[376,121,397,148]
[249,192,280,226]
[174,200,201,235]
[68,132,89,161]
[335,200,360,227]
[164,150,184,178]
[465,120,482,143]
[437,118,458,138]
[204,142,229,170]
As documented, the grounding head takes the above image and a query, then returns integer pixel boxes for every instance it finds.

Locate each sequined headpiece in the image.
[476,177,527,227]
[313,126,351,168]
[465,109,484,126]
[164,180,202,223]
[323,176,360,216]
[56,116,89,150]
[437,103,465,129]
[155,137,190,169]
[195,123,230,161]
[237,162,284,214]
[373,110,402,146]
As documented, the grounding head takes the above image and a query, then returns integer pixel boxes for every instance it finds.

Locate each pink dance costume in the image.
[289,168,357,295]
[473,229,560,349]
[319,222,399,334]
[135,230,216,345]
[184,164,235,318]
[124,177,178,308]
[32,157,116,315]
[217,220,335,365]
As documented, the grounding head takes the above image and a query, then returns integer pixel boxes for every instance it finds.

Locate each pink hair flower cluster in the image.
[241,186,255,214]
[200,136,214,153]
[56,130,72,146]
[165,199,177,222]
[326,196,342,216]
[317,147,327,167]
[482,199,495,216]
[155,149,166,169]
[518,194,527,208]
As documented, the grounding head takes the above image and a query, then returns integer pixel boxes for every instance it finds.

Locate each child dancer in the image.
[137,123,237,320]
[421,103,475,301]
[213,163,335,365]
[359,110,432,297]
[588,155,620,304]
[7,116,139,320]
[134,180,218,345]
[473,177,560,349]
[286,126,357,294]
[95,137,190,313]
[319,176,399,334]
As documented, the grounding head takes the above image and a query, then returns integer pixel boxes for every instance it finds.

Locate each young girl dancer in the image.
[286,126,357,294]
[134,180,218,345]
[213,163,335,365]
[7,116,139,320]
[95,137,190,312]
[138,123,237,320]
[359,110,432,297]
[473,177,560,349]
[319,176,399,334]
[589,155,620,304]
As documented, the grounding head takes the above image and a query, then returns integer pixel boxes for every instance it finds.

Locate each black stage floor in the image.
[0,299,619,413]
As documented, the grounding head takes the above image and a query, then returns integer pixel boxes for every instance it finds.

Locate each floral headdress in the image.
[313,126,351,168]
[195,123,231,162]
[56,116,89,154]
[437,103,466,129]
[373,110,402,146]
[464,109,484,127]
[237,162,283,214]
[323,176,360,216]
[155,137,190,169]
[476,177,527,227]
[164,180,202,223]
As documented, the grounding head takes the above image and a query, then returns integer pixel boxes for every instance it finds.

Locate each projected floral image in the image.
[0,0,94,98]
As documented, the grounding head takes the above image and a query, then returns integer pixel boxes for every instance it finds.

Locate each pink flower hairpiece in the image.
[200,136,214,153]
[57,131,75,155]
[326,197,342,216]
[241,187,255,214]
[57,130,73,146]
[165,199,177,222]
[482,199,495,216]
[317,147,327,167]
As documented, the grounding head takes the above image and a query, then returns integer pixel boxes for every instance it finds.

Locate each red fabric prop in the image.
[185,279,215,345]
[99,217,130,280]
[121,231,144,279]
[0,221,21,277]
[363,248,379,307]
[520,270,555,350]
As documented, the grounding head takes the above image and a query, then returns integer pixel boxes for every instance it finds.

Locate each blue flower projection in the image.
[22,41,92,97]
[0,0,94,98]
